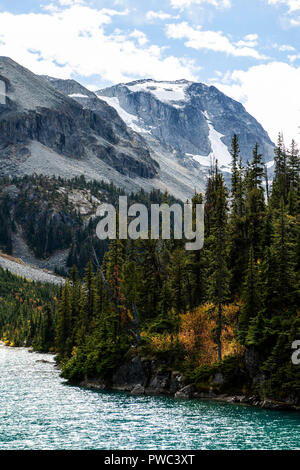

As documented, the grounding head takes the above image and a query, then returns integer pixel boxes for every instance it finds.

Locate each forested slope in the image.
[1,135,299,407]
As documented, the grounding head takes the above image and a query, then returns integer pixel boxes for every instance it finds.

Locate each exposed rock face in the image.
[0,57,157,185]
[44,76,275,200]
[131,384,145,395]
[105,357,183,396]
[0,58,276,200]
[175,384,194,399]
[79,355,300,411]
[99,79,275,161]
[98,79,275,197]
[112,357,148,391]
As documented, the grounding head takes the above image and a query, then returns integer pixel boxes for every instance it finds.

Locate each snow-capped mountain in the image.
[0,58,275,200]
[97,79,275,196]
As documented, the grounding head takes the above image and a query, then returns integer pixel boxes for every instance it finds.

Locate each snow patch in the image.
[97,95,149,134]
[127,80,189,106]
[186,153,212,167]
[203,111,232,171]
[68,93,89,98]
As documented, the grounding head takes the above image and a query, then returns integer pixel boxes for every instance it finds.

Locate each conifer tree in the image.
[271,133,289,207]
[229,135,247,295]
[269,198,297,312]
[239,246,262,343]
[287,139,299,189]
[187,192,205,308]
[55,281,72,358]
[206,165,230,361]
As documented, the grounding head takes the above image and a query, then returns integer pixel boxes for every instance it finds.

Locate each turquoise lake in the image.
[0,344,299,450]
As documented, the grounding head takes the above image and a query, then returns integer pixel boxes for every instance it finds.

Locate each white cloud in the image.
[265,0,300,25]
[235,34,259,48]
[0,4,198,83]
[267,0,300,12]
[58,0,84,5]
[146,10,179,20]
[130,29,148,46]
[166,22,266,59]
[278,44,296,51]
[288,53,300,61]
[244,34,259,41]
[213,62,300,142]
[170,0,231,9]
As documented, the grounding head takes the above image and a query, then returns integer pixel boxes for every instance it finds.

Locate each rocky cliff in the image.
[79,355,300,411]
[0,58,275,201]
[0,57,158,191]
[98,79,275,197]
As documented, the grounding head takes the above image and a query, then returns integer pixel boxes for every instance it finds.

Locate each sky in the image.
[0,0,300,143]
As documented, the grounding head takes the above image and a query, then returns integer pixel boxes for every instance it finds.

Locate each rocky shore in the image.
[79,356,300,412]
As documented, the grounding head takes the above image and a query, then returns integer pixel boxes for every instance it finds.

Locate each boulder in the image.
[146,370,171,395]
[169,372,183,394]
[175,385,194,399]
[131,384,145,395]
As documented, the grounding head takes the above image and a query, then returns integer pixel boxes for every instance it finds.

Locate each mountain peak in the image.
[98,77,275,197]
[0,56,71,111]
[99,79,196,109]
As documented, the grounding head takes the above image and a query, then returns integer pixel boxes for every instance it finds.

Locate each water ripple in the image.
[0,345,299,450]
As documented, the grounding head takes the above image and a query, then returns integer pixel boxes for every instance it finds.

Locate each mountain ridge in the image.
[0,57,275,200]
[0,57,158,193]
[97,78,274,169]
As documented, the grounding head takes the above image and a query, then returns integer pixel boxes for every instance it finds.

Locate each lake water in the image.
[0,344,299,450]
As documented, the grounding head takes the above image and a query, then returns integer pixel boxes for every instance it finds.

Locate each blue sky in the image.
[0,0,300,142]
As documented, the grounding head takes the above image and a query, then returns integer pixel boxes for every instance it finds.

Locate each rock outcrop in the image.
[0,57,158,187]
[79,355,300,412]
[98,79,275,198]
[81,357,183,397]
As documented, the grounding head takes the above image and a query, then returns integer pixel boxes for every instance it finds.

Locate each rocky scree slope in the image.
[0,57,157,190]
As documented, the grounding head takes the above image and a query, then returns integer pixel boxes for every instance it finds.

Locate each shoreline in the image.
[78,379,300,413]
[2,344,299,413]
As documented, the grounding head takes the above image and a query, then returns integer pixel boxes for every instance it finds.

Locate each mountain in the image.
[0,57,158,194]
[97,79,275,196]
[0,57,275,201]
[42,76,204,200]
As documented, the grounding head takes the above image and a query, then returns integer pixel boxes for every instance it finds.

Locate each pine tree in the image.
[269,198,297,312]
[250,143,265,190]
[244,145,266,259]
[271,133,289,207]
[168,247,188,317]
[239,246,262,343]
[206,166,230,361]
[187,192,205,308]
[230,134,241,215]
[55,281,72,358]
[287,139,299,189]
[229,135,247,295]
